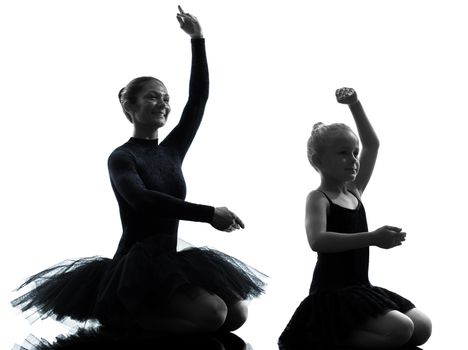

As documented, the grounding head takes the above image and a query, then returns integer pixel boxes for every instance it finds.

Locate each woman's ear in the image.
[123,101,134,123]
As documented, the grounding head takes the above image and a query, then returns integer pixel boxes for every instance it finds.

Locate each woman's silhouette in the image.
[12,6,264,335]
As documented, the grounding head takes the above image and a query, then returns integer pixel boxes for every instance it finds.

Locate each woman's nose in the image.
[156,99,168,108]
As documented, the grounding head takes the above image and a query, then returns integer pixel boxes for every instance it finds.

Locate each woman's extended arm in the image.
[109,149,244,231]
[336,88,380,195]
[109,149,214,222]
[163,7,209,158]
[306,191,405,253]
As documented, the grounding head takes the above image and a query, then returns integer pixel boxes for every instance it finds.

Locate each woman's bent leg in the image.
[218,300,249,332]
[135,286,228,334]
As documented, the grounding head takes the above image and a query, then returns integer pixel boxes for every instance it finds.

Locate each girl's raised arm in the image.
[336,88,380,195]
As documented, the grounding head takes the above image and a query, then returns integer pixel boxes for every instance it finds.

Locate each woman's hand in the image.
[336,87,359,105]
[373,225,406,249]
[176,5,203,39]
[211,207,245,232]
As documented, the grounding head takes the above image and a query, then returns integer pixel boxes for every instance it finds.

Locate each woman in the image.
[12,6,264,335]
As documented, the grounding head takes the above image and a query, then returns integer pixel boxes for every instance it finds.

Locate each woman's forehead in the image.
[142,80,168,94]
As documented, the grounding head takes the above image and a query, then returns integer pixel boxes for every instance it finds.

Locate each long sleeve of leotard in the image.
[162,38,209,159]
[108,149,214,223]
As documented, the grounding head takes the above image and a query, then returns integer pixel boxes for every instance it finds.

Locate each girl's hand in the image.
[373,225,406,249]
[336,87,359,105]
[211,207,245,232]
[176,5,203,39]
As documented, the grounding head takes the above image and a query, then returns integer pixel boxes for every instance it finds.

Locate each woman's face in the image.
[130,80,171,128]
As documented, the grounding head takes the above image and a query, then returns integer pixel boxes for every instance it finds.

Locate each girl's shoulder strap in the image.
[316,190,333,204]
[346,186,363,203]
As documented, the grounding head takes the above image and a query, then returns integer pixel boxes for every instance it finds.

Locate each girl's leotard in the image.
[278,190,414,348]
[12,39,265,327]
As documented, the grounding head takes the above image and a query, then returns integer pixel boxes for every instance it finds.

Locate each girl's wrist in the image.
[349,99,361,107]
[367,230,378,246]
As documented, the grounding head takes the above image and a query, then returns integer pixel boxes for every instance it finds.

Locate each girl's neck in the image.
[319,176,349,194]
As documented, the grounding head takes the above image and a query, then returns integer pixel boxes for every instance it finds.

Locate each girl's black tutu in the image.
[12,237,265,327]
[278,284,414,349]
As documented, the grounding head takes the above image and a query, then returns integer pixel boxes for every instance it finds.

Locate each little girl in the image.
[278,88,432,349]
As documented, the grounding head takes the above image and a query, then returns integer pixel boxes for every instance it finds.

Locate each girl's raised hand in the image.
[373,225,406,249]
[211,207,245,232]
[336,87,358,105]
[176,5,203,39]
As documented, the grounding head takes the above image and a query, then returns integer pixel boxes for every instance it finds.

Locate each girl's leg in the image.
[135,286,228,333]
[404,308,432,346]
[339,310,414,349]
[218,300,249,332]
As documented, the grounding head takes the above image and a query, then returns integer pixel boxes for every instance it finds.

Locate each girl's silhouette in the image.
[279,88,431,349]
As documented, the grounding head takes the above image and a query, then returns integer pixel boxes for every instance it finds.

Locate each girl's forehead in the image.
[328,131,359,148]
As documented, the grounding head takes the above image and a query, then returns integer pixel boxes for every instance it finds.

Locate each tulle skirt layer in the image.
[278,284,415,349]
[14,328,246,350]
[11,241,265,326]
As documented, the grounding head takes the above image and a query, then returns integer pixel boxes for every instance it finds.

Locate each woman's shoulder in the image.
[108,143,136,165]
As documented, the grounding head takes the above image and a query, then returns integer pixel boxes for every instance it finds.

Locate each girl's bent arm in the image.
[306,190,377,253]
[336,88,379,195]
[349,100,379,194]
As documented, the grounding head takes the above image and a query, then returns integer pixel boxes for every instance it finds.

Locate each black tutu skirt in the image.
[278,284,415,349]
[11,238,265,327]
[14,328,247,350]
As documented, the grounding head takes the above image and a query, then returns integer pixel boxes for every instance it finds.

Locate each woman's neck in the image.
[132,128,159,140]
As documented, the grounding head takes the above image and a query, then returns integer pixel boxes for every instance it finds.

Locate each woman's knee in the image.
[167,287,228,332]
[198,293,229,331]
[405,308,432,346]
[222,300,249,331]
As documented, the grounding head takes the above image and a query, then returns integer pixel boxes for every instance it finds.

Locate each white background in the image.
[1,1,467,349]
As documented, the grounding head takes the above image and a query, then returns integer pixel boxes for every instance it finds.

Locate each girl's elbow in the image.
[363,138,380,150]
[308,236,321,252]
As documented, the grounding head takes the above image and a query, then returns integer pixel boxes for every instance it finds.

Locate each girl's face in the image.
[131,80,171,128]
[318,131,360,183]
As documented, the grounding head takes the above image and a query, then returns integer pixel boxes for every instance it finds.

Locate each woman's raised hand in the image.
[211,207,245,232]
[336,87,359,105]
[373,225,406,249]
[176,5,203,39]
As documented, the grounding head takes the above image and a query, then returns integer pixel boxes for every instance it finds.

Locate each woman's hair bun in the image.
[118,87,126,104]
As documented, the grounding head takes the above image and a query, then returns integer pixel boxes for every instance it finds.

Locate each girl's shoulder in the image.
[306,189,332,211]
